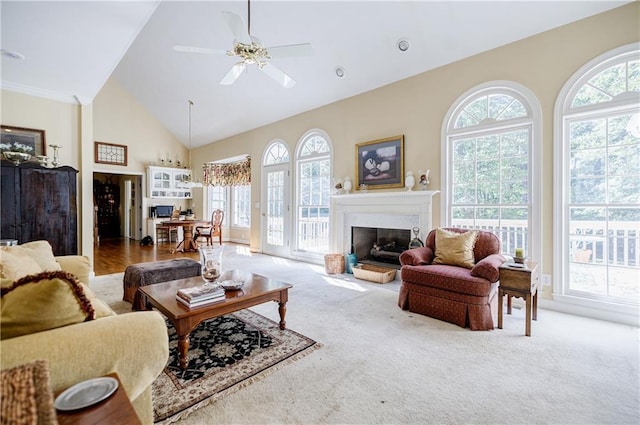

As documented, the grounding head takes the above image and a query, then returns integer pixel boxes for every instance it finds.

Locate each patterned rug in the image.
[152,309,321,424]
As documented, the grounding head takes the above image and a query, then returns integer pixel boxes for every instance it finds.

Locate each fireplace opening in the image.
[351,226,411,268]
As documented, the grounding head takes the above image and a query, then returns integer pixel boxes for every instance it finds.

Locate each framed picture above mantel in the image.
[355,135,404,190]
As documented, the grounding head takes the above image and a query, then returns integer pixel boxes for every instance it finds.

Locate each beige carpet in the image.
[91,246,640,424]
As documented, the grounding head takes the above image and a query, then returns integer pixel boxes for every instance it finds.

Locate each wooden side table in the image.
[55,373,141,425]
[498,261,539,336]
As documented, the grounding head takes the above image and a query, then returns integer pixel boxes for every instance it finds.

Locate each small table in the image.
[139,271,292,369]
[55,373,141,425]
[498,261,539,336]
[161,219,209,253]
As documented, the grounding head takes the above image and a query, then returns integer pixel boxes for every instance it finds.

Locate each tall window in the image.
[207,185,227,213]
[206,184,250,228]
[443,82,542,263]
[232,185,251,227]
[555,44,639,308]
[295,130,331,257]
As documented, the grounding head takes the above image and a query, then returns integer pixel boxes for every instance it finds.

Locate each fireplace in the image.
[352,226,411,266]
[330,190,439,264]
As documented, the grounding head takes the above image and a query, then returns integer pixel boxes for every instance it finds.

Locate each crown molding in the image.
[1,80,91,105]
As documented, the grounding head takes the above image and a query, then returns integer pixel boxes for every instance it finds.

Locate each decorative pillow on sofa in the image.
[0,241,61,282]
[433,228,478,269]
[0,270,115,340]
[0,249,42,282]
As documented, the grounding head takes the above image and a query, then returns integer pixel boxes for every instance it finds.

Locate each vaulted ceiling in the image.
[1,1,629,147]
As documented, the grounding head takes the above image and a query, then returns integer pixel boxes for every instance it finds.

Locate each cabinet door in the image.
[0,165,19,240]
[20,167,78,255]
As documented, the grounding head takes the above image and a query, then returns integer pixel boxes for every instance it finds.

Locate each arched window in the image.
[294,130,332,259]
[264,141,290,165]
[442,82,542,264]
[554,44,639,313]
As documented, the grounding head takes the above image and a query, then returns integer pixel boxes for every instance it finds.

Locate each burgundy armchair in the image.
[398,228,505,330]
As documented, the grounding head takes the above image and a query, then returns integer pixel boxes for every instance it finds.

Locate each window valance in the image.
[203,157,251,186]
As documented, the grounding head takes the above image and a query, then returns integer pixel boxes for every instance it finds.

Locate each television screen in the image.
[155,205,173,218]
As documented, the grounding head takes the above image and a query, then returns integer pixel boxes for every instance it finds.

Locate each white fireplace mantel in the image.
[330,190,439,254]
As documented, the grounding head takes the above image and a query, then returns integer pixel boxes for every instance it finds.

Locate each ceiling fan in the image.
[174,0,312,88]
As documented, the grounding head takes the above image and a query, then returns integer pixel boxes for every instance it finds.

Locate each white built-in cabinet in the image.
[147,166,193,199]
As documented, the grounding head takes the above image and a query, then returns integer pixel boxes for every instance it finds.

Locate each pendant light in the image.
[185,99,203,189]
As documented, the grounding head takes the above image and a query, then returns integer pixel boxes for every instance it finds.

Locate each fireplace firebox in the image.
[351,226,411,267]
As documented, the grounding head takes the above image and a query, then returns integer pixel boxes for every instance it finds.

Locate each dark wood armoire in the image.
[1,160,78,256]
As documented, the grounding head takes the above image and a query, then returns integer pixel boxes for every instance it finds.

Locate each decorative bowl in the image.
[218,279,244,291]
[3,151,31,165]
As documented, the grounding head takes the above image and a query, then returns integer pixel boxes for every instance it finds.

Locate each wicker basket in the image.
[324,254,345,274]
[352,264,397,284]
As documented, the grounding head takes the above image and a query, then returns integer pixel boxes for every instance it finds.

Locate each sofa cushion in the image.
[15,241,61,272]
[0,249,42,281]
[433,228,478,269]
[0,241,62,282]
[0,271,115,340]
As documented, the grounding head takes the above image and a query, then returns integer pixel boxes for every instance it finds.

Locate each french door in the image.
[262,164,290,257]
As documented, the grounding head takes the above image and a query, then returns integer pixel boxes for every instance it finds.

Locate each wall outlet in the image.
[542,274,551,287]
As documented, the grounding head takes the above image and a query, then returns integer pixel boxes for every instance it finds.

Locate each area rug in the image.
[152,309,321,424]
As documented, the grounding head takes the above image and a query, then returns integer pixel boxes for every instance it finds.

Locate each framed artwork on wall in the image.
[95,141,128,166]
[355,135,404,190]
[0,125,46,156]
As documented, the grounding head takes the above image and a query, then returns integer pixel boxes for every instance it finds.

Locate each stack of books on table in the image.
[176,284,225,309]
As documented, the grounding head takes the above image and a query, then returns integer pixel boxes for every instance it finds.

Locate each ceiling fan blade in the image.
[267,43,313,59]
[220,62,247,85]
[173,45,226,55]
[221,11,251,45]
[260,63,296,88]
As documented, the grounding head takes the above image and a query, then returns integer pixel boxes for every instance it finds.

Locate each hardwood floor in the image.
[93,237,200,275]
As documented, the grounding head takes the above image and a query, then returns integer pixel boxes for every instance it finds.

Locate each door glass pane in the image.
[267,170,285,246]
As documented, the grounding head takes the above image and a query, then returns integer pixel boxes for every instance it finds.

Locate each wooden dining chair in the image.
[195,209,224,246]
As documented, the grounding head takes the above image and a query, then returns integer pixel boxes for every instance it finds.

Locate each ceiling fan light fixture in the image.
[397,39,410,52]
[335,67,345,78]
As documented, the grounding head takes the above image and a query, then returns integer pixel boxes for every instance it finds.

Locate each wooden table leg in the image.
[178,334,190,369]
[172,240,185,253]
[507,294,512,315]
[278,302,287,330]
[533,290,538,321]
[497,289,504,329]
[525,293,532,337]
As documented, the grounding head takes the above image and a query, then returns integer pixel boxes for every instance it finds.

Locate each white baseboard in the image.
[538,296,639,327]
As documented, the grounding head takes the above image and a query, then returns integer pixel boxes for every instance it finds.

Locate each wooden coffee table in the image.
[139,271,292,369]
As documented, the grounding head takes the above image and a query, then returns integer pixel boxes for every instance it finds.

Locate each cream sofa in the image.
[0,241,169,424]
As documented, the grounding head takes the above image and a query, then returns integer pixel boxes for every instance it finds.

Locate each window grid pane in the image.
[232,186,251,228]
[450,125,531,256]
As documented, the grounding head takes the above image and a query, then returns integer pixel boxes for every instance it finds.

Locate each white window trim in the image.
[441,81,543,267]
[552,43,640,326]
